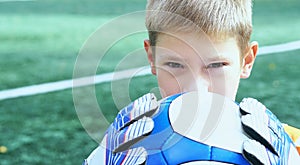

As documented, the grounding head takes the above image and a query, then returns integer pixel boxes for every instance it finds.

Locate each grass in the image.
[0,14,113,89]
[0,90,98,164]
[0,0,300,164]
[252,0,300,44]
[0,0,148,15]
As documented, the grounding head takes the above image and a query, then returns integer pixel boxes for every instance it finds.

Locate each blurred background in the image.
[0,0,299,164]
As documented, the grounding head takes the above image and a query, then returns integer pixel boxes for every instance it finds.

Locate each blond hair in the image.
[145,0,253,56]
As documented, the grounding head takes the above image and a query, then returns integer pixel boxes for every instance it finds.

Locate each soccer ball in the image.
[134,91,249,164]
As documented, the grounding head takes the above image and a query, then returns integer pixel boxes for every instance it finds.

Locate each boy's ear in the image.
[144,39,156,75]
[240,41,258,79]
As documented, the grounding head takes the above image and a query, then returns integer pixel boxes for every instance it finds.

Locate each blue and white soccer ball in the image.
[133,91,250,164]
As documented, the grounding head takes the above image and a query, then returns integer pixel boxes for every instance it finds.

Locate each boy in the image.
[84,0,300,164]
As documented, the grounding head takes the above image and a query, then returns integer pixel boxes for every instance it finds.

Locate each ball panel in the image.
[162,132,212,164]
[180,161,234,165]
[210,146,250,164]
[151,93,180,135]
[161,132,250,165]
[168,92,248,153]
[146,150,168,165]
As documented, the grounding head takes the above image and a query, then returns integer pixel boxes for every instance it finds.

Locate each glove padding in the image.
[83,93,159,165]
[240,98,299,165]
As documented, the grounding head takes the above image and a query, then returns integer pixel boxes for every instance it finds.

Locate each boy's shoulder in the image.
[283,124,300,154]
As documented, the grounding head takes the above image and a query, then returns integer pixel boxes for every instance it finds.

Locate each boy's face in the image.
[144,32,258,100]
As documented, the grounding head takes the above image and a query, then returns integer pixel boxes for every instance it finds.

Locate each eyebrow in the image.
[157,52,232,64]
[203,53,233,62]
[206,56,229,61]
[156,53,187,61]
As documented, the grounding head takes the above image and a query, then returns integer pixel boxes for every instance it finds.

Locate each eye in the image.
[206,62,228,69]
[165,62,184,69]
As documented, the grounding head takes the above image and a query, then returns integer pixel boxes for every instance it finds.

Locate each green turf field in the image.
[0,0,300,164]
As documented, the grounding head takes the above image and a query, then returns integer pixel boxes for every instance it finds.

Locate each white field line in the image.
[258,40,300,56]
[0,40,300,101]
[0,67,151,101]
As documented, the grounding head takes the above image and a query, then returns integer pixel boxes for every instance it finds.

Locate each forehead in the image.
[155,32,240,62]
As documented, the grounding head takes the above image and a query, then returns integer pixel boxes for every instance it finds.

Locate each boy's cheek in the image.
[157,76,181,98]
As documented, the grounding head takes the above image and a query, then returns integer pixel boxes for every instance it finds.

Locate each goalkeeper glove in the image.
[83,93,159,165]
[240,98,300,165]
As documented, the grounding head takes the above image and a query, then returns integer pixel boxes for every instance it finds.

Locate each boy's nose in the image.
[182,77,209,94]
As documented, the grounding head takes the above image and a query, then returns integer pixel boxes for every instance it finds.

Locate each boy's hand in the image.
[83,93,159,165]
[240,98,300,164]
